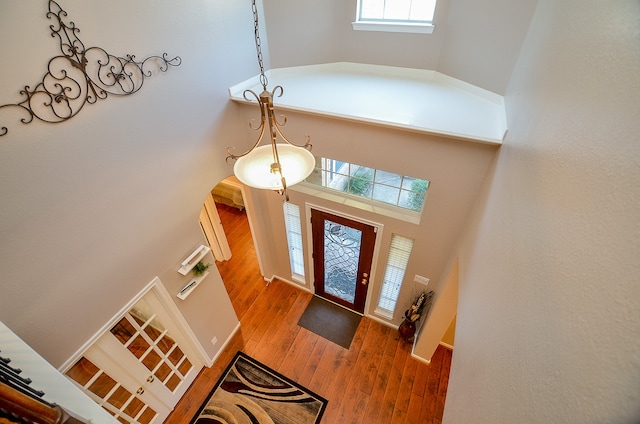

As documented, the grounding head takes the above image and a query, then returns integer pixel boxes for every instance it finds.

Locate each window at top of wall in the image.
[305,156,430,213]
[353,0,437,34]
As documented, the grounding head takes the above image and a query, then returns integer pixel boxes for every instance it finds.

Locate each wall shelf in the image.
[177,272,209,300]
[177,245,211,275]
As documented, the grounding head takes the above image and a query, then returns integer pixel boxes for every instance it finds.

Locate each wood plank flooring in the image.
[164,204,451,423]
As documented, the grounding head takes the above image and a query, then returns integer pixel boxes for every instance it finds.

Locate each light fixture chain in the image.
[251,0,268,89]
[227,0,314,200]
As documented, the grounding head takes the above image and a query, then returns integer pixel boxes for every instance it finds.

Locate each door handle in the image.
[361,272,369,285]
[137,387,144,395]
[147,375,155,383]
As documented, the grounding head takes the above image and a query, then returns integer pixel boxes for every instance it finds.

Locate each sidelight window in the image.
[377,234,414,317]
[283,202,305,281]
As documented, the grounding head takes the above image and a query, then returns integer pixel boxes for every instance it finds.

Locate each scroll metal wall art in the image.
[0,0,181,137]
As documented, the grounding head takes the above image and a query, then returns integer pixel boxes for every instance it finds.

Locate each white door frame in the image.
[60,277,208,423]
[200,193,232,261]
[60,277,209,373]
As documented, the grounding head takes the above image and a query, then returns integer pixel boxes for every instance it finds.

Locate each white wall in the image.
[437,0,538,94]
[262,0,537,94]
[444,1,640,422]
[413,258,458,360]
[263,0,443,71]
[0,0,257,367]
[237,109,498,331]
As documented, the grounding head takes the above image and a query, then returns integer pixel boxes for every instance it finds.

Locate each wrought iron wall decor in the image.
[0,0,181,137]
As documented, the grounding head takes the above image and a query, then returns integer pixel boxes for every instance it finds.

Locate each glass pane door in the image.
[311,209,377,313]
[64,281,203,423]
[110,298,193,394]
[66,356,159,424]
[323,219,362,304]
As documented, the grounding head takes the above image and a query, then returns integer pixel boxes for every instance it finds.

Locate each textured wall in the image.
[236,108,498,334]
[444,1,640,422]
[262,0,537,94]
[437,0,538,94]
[0,0,256,366]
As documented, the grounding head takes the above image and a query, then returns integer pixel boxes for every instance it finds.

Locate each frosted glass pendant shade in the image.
[233,144,315,190]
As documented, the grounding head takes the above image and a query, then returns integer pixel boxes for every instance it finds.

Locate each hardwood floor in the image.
[164,204,451,424]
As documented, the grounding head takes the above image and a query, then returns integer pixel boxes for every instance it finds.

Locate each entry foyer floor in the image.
[164,204,451,423]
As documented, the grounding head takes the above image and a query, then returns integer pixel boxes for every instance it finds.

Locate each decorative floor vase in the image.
[398,317,416,343]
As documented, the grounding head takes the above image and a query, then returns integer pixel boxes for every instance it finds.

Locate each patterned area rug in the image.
[191,351,327,424]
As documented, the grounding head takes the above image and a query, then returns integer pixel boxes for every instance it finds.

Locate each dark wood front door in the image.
[310,209,377,313]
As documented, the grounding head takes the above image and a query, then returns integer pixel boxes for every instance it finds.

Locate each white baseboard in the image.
[411,351,431,365]
[268,274,314,293]
[208,322,242,367]
[439,341,454,350]
[365,313,399,330]
[410,342,453,365]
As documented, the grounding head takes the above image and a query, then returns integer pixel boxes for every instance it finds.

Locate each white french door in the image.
[65,281,204,423]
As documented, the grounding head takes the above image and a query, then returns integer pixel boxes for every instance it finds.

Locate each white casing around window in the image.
[352,21,435,34]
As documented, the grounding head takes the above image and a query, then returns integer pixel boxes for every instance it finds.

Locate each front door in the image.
[310,209,376,313]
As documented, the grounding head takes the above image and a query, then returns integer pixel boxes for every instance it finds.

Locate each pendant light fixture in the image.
[226,0,314,201]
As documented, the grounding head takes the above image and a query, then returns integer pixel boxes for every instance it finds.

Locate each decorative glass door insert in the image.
[311,209,377,313]
[323,219,362,304]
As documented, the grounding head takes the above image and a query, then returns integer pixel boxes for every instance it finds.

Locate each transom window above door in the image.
[353,0,437,33]
[305,156,429,213]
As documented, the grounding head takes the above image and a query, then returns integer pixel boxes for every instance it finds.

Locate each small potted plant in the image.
[192,261,211,277]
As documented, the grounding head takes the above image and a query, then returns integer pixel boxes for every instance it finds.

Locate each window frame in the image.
[353,0,437,34]
[306,156,430,215]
